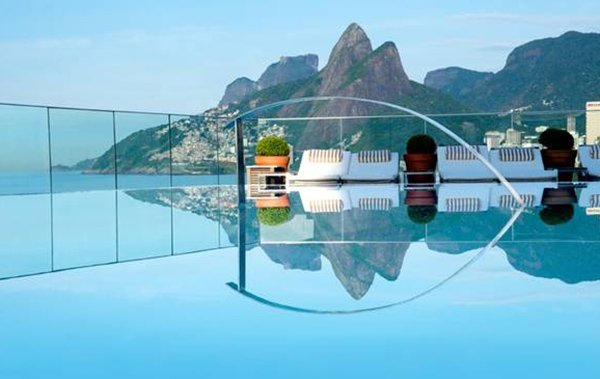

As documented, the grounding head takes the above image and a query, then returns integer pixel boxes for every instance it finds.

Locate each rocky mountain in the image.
[424,67,493,98]
[257,54,318,89]
[425,31,600,111]
[218,54,319,106]
[218,77,257,107]
[76,23,468,174]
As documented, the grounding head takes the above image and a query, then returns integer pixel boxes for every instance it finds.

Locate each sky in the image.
[1,0,599,114]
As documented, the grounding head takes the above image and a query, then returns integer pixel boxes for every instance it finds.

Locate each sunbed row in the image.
[287,145,600,184]
[439,145,600,181]
[290,149,399,182]
[291,182,600,214]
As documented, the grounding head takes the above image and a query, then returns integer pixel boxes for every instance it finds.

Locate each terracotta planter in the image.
[541,149,577,182]
[404,153,437,184]
[255,194,290,208]
[405,189,437,206]
[255,155,289,169]
[541,188,577,206]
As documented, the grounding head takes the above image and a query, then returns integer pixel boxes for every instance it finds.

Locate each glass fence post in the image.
[235,117,246,291]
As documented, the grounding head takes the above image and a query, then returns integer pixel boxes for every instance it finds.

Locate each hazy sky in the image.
[1,0,599,114]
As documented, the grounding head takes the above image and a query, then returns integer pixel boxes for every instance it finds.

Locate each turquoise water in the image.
[1,177,600,378]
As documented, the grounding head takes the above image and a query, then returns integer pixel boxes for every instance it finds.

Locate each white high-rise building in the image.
[567,114,577,133]
[485,131,503,149]
[586,101,600,144]
[505,128,522,146]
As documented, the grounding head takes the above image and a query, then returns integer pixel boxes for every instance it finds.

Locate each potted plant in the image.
[539,128,576,182]
[407,205,437,224]
[255,136,290,169]
[404,134,437,184]
[539,204,574,226]
[257,206,292,226]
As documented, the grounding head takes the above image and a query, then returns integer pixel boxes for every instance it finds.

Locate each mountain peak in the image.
[319,23,373,95]
[328,23,372,62]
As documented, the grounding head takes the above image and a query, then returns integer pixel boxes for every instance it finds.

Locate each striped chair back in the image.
[357,150,391,163]
[445,145,480,161]
[590,145,600,160]
[445,198,481,212]
[358,198,392,211]
[499,194,535,208]
[498,148,535,162]
[306,149,343,163]
[308,199,343,213]
[590,194,600,208]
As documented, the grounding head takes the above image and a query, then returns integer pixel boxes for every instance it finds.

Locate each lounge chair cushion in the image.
[445,197,481,212]
[308,199,343,213]
[498,148,534,162]
[357,150,391,163]
[498,194,535,208]
[591,194,600,208]
[357,197,392,211]
[445,145,481,160]
[590,145,600,160]
[306,149,343,163]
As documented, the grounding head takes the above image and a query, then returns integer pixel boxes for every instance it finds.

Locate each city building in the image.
[505,128,522,146]
[485,131,504,149]
[586,101,600,144]
[567,114,577,133]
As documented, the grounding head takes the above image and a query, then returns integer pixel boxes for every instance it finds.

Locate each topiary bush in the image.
[257,207,292,226]
[407,205,437,224]
[406,134,437,154]
[539,204,574,225]
[539,128,574,150]
[256,136,290,156]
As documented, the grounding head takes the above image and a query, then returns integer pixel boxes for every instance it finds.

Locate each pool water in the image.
[1,180,600,378]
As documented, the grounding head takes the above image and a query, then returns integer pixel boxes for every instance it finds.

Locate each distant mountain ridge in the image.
[425,31,600,111]
[424,67,493,98]
[218,54,319,106]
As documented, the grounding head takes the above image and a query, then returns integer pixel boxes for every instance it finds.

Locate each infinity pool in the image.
[1,178,600,378]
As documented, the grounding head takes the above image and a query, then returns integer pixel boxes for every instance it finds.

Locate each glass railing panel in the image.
[170,115,220,187]
[113,112,172,260]
[116,189,172,260]
[219,185,238,248]
[0,104,50,195]
[48,108,115,192]
[171,185,221,254]
[52,191,117,270]
[114,112,170,189]
[216,118,236,185]
[0,193,52,278]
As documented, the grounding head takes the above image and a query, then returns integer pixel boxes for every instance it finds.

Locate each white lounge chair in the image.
[490,182,556,208]
[438,145,495,181]
[579,145,600,178]
[578,182,600,208]
[292,149,351,182]
[341,150,399,182]
[297,186,351,213]
[437,183,493,212]
[347,184,399,211]
[488,147,556,180]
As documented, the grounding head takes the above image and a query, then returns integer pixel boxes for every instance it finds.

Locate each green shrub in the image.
[539,128,574,150]
[256,136,290,156]
[406,134,437,154]
[539,204,574,225]
[407,205,437,224]
[257,207,291,226]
